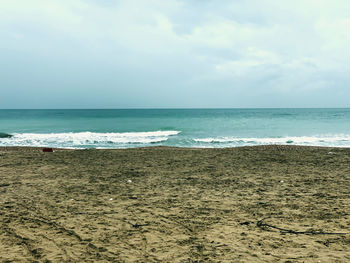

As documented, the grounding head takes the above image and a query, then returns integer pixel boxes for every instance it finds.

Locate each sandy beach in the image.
[0,145,349,262]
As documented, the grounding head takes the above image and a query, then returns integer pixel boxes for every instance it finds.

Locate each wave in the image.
[0,131,180,148]
[2,131,350,148]
[0,132,13,138]
[194,135,350,147]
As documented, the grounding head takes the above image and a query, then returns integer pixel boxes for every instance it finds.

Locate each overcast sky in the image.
[1,0,350,108]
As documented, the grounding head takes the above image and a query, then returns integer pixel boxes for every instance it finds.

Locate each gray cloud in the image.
[1,0,350,108]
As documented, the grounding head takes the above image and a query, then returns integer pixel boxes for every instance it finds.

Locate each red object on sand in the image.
[42,148,53,152]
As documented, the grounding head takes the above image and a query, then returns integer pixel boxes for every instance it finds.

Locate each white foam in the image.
[0,131,180,148]
[194,135,350,147]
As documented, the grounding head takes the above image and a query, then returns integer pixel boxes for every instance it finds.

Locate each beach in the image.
[0,145,349,262]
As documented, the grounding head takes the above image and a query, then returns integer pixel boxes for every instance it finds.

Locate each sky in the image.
[1,0,350,108]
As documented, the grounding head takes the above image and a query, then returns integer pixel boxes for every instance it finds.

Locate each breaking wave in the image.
[194,135,350,147]
[0,131,180,148]
[2,131,350,149]
[0,132,13,138]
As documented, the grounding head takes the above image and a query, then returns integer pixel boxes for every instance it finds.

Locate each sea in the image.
[0,109,350,149]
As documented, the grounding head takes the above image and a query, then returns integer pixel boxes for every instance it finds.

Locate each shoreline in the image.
[0,144,348,151]
[1,145,349,262]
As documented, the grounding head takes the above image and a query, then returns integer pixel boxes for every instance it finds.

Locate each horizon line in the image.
[1,107,350,110]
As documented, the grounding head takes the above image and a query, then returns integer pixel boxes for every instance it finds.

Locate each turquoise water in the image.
[0,109,350,148]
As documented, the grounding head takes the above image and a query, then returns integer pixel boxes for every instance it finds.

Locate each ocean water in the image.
[0,109,350,149]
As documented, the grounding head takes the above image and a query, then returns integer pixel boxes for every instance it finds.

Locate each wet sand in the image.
[0,146,349,262]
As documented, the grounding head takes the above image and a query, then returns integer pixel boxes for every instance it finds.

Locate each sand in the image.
[0,145,349,262]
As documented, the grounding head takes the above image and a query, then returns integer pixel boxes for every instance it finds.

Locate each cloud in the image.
[1,0,350,108]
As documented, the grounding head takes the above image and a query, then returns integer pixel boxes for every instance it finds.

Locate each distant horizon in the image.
[1,107,350,110]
